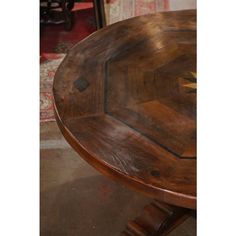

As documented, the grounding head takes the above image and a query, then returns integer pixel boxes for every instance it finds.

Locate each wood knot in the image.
[74,77,89,92]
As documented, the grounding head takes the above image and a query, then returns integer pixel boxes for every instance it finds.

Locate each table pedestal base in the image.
[121,201,193,236]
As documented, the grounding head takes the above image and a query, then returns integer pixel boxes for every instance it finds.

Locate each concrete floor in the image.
[40,121,196,236]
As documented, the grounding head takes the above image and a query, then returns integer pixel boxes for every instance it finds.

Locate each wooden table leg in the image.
[121,200,193,236]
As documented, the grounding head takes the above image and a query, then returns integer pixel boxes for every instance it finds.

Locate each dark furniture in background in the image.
[40,0,105,31]
[40,0,75,30]
[53,10,196,235]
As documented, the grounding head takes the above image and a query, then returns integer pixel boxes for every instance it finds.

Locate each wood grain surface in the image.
[53,10,196,209]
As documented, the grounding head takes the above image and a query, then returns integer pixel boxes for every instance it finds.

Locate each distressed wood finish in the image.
[53,10,196,209]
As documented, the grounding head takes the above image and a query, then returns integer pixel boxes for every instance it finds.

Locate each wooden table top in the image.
[53,10,196,210]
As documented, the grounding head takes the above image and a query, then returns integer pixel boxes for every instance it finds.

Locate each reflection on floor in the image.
[40,121,196,236]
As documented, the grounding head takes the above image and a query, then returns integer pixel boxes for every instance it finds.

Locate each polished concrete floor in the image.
[40,121,196,236]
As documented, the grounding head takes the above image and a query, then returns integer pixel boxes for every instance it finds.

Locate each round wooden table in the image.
[53,10,196,235]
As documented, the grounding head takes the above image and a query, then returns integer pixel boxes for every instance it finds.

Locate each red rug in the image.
[40,2,96,122]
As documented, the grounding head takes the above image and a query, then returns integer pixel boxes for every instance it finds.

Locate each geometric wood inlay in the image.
[53,10,197,209]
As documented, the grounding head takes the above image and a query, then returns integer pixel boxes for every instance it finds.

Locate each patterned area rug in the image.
[40,2,96,122]
[40,54,65,122]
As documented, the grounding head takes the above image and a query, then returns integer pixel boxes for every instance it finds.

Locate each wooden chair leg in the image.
[93,0,106,29]
[121,200,193,236]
